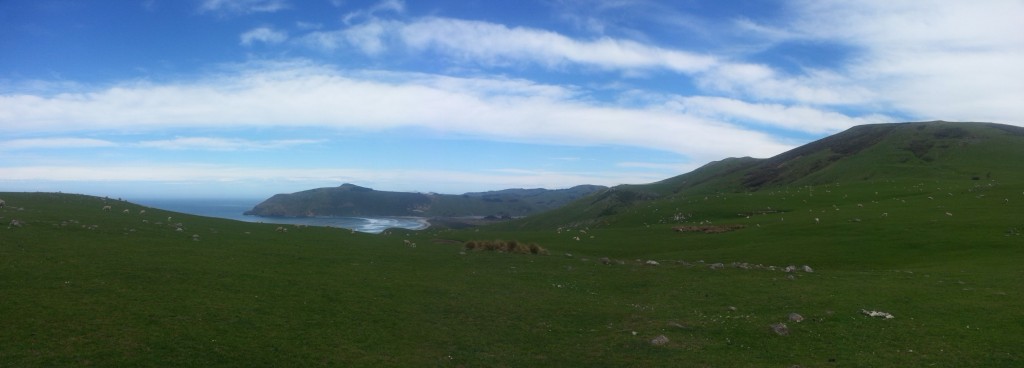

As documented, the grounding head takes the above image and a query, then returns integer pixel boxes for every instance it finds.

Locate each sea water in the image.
[133,198,429,234]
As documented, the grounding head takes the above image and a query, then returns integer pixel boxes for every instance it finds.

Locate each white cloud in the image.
[136,137,321,151]
[695,63,877,106]
[301,17,717,73]
[240,27,288,46]
[669,96,891,134]
[198,0,289,14]
[342,0,405,24]
[0,137,117,150]
[0,63,794,162]
[736,0,1024,122]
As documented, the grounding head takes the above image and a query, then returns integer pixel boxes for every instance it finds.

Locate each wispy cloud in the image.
[0,62,796,162]
[136,137,321,151]
[300,17,717,73]
[240,27,288,46]
[669,96,891,134]
[738,0,1024,122]
[198,0,290,15]
[0,137,117,150]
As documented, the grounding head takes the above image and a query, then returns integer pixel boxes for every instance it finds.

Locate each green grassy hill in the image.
[510,121,1024,230]
[2,121,1022,366]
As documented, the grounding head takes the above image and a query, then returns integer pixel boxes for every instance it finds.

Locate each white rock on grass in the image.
[861,309,895,319]
[650,335,670,346]
[788,313,804,322]
[645,260,660,266]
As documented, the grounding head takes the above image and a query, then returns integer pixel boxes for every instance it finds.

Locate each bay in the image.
[132,198,429,234]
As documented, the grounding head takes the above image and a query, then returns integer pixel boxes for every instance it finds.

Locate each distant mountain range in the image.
[244,183,607,218]
[247,121,1024,228]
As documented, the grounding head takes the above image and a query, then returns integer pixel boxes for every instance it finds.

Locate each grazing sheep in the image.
[0,199,5,208]
[139,209,146,215]
[123,209,130,214]
[8,219,23,228]
[102,205,112,211]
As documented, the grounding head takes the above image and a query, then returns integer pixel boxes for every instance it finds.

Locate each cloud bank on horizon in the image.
[1,0,1021,198]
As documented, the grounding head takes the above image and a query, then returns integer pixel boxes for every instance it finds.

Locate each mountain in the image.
[508,121,1024,229]
[244,183,607,218]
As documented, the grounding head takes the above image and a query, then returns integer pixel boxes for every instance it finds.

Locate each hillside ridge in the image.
[244,184,607,218]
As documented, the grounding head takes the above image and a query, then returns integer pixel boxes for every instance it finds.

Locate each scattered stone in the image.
[650,335,670,346]
[728,306,738,312]
[599,257,611,265]
[802,265,814,273]
[645,260,660,266]
[788,313,804,323]
[786,274,796,280]
[861,309,895,319]
[564,253,573,258]
[709,262,725,270]
[784,265,797,273]
[770,323,789,336]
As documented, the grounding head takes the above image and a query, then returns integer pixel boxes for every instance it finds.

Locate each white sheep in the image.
[102,205,112,211]
[122,209,130,214]
[0,199,5,208]
[139,209,146,215]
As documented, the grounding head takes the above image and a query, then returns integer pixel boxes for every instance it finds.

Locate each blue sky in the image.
[2,0,1022,199]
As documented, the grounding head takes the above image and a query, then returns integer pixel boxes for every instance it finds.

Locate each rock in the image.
[599,257,611,265]
[770,323,790,336]
[645,260,660,266]
[650,335,670,346]
[709,263,725,270]
[861,309,895,319]
[728,306,738,311]
[802,265,814,273]
[788,313,804,322]
[784,265,797,273]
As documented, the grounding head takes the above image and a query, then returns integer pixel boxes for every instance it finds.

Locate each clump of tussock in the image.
[464,240,549,255]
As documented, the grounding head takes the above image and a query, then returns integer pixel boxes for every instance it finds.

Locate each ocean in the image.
[132,198,430,234]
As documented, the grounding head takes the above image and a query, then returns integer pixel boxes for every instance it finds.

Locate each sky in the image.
[1,0,1022,199]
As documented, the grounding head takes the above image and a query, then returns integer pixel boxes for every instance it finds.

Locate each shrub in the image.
[463,240,547,255]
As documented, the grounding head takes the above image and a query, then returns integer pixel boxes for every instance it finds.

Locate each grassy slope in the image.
[2,122,1023,367]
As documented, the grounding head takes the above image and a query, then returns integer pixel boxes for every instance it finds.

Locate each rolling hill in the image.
[509,121,1024,229]
[243,183,606,218]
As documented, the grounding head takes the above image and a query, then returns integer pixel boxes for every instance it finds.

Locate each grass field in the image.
[3,177,1022,366]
